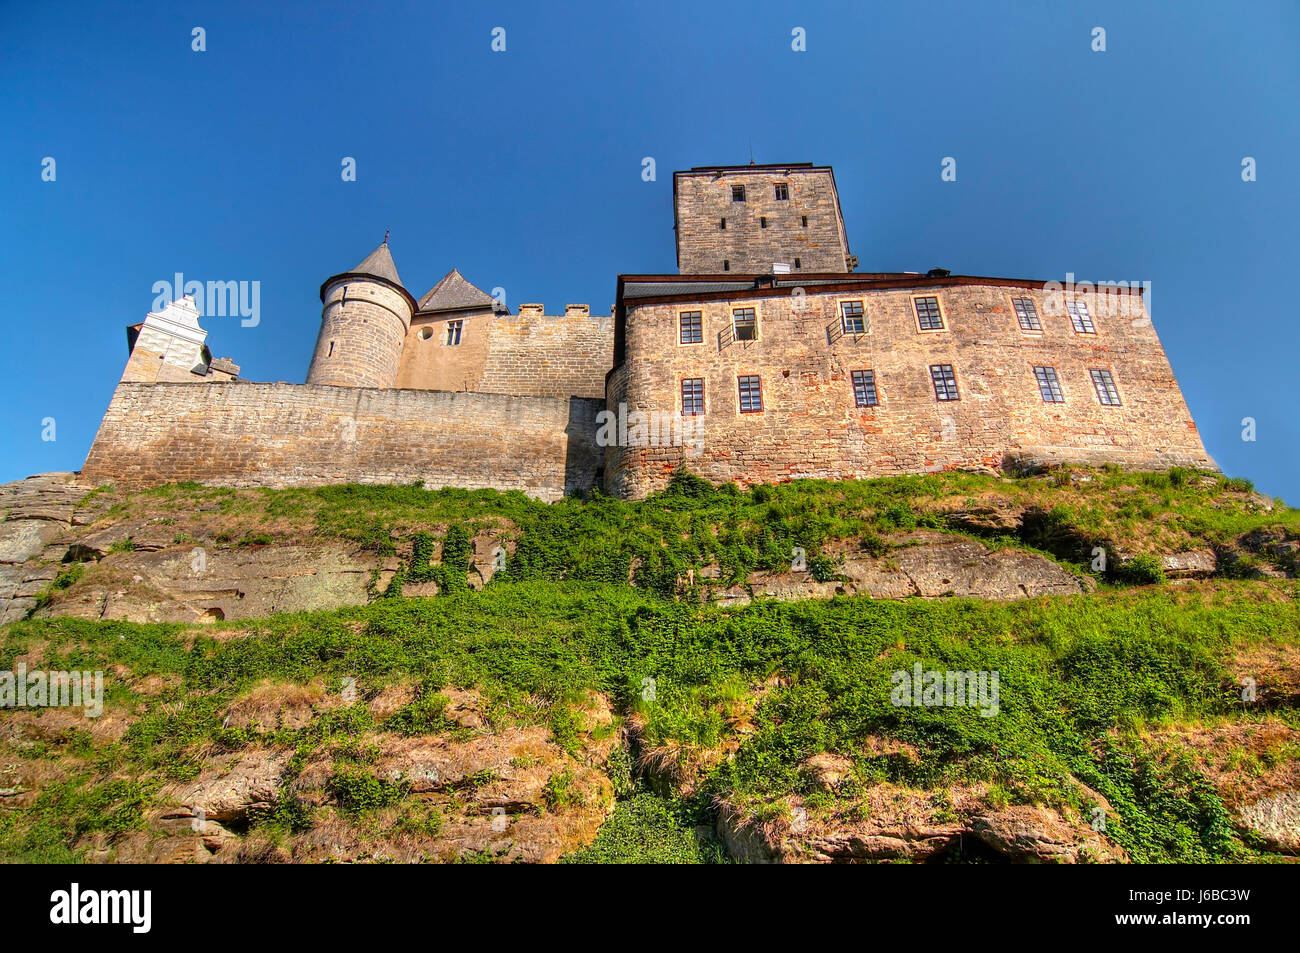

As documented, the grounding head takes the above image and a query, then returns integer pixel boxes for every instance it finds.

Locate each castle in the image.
[81,162,1214,500]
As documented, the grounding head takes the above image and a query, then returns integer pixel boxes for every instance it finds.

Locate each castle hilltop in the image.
[81,162,1215,499]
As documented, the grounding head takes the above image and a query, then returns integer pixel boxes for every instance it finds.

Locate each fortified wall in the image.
[81,382,603,500]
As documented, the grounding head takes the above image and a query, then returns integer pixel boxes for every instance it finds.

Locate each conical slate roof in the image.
[320,240,418,310]
[349,241,404,288]
[418,269,496,313]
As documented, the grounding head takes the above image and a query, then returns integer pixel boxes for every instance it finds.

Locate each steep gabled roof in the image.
[417,268,496,313]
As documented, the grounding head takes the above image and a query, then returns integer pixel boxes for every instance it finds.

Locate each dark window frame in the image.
[681,377,705,416]
[1012,296,1042,332]
[840,299,866,334]
[731,184,746,202]
[1090,368,1122,406]
[738,374,763,413]
[1068,299,1096,334]
[914,295,945,331]
[930,364,960,401]
[774,183,790,201]
[851,369,878,407]
[678,310,703,345]
[732,306,757,341]
[1033,365,1065,402]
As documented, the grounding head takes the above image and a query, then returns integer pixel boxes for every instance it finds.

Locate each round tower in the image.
[306,239,417,388]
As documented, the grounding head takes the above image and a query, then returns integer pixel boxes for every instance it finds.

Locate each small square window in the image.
[1033,365,1064,402]
[851,369,878,407]
[738,375,763,413]
[732,185,746,202]
[840,300,866,334]
[774,183,790,200]
[446,320,463,346]
[930,364,959,401]
[1090,368,1122,406]
[1068,300,1096,334]
[679,310,703,345]
[914,296,945,331]
[1012,297,1042,332]
[682,378,705,416]
[732,307,757,341]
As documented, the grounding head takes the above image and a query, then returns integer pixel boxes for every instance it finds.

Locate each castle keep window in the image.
[1068,300,1096,334]
[682,378,705,416]
[732,185,746,202]
[732,307,757,341]
[851,369,878,407]
[1090,369,1122,406]
[738,375,763,413]
[774,183,790,200]
[930,364,960,401]
[446,320,463,346]
[679,311,703,345]
[760,217,768,229]
[840,300,866,334]
[913,296,945,331]
[1033,365,1065,402]
[1013,296,1042,331]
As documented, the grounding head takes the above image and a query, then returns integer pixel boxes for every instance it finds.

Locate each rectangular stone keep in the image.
[674,165,851,274]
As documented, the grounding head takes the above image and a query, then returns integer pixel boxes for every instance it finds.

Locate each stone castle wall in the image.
[81,382,604,501]
[604,280,1214,499]
[395,306,612,400]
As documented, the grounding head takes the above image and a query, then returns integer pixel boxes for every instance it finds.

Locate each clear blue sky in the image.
[2,1,1296,499]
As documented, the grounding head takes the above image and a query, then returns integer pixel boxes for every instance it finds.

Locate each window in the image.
[682,378,705,416]
[774,183,790,200]
[738,375,763,413]
[723,260,730,272]
[851,369,878,407]
[794,258,801,269]
[930,364,960,401]
[679,310,703,345]
[732,184,746,202]
[720,218,726,230]
[801,215,808,227]
[328,341,335,357]
[446,320,463,346]
[732,307,757,341]
[1012,297,1041,332]
[1033,365,1064,402]
[418,326,434,340]
[1090,369,1122,406]
[760,216,768,229]
[914,296,945,331]
[1068,300,1096,334]
[840,300,866,334]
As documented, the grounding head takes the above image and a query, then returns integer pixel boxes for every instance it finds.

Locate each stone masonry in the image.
[674,164,853,274]
[604,275,1213,499]
[81,382,603,501]
[80,160,1213,500]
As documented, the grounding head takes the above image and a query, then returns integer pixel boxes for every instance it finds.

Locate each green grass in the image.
[3,575,1296,862]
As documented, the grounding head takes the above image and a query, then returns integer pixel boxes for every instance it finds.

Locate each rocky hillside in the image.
[1,466,1297,863]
